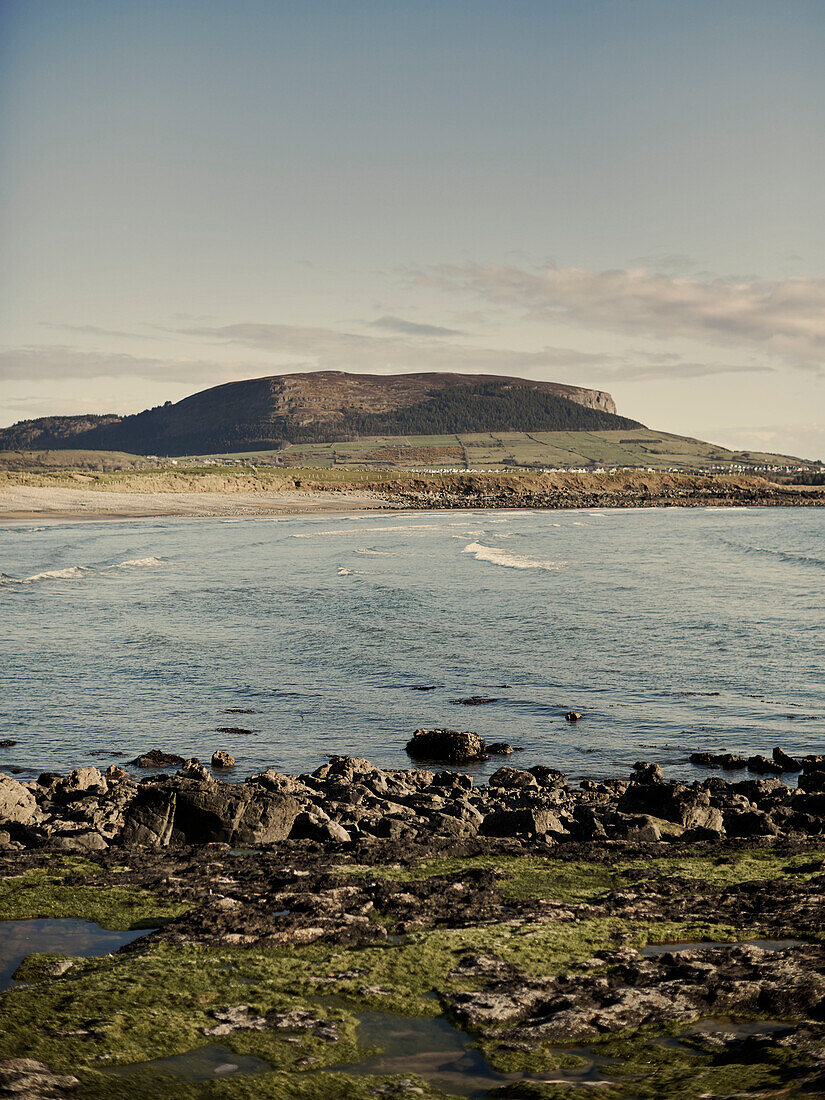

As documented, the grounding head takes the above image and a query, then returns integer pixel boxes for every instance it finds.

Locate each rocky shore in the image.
[1,748,824,1098]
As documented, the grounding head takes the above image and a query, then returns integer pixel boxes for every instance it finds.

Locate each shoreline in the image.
[0,476,823,523]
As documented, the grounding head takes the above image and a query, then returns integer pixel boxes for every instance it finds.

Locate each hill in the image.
[0,371,638,456]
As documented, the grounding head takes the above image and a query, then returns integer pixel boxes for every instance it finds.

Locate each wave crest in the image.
[462,542,564,571]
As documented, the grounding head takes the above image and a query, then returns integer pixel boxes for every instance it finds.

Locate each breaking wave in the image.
[24,566,86,583]
[117,557,165,568]
[462,542,564,571]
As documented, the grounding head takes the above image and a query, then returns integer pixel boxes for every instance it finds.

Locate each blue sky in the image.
[2,0,824,456]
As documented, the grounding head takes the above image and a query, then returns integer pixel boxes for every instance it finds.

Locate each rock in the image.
[0,1058,79,1096]
[689,751,748,770]
[632,762,664,784]
[405,729,487,764]
[611,813,662,843]
[289,811,351,843]
[104,765,128,782]
[179,758,213,782]
[565,711,582,722]
[215,726,254,735]
[211,750,235,769]
[529,766,567,787]
[128,749,185,768]
[0,772,37,826]
[0,740,17,748]
[748,754,784,775]
[480,807,565,837]
[450,696,499,706]
[798,770,825,793]
[487,742,515,755]
[121,778,299,847]
[488,767,538,790]
[619,780,723,831]
[725,809,780,837]
[773,746,803,771]
[54,767,107,801]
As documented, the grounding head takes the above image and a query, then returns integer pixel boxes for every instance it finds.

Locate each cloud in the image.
[367,315,465,337]
[0,347,245,384]
[178,322,613,377]
[413,263,825,370]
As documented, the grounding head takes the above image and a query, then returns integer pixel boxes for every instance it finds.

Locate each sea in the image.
[0,507,823,783]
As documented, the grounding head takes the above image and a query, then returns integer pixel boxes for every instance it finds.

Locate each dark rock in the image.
[450,696,499,706]
[488,768,538,790]
[773,747,802,771]
[487,742,515,755]
[405,729,487,764]
[104,765,128,782]
[0,740,17,749]
[121,779,299,847]
[725,809,780,837]
[211,750,235,769]
[128,749,185,769]
[632,762,664,784]
[748,754,784,775]
[619,780,723,830]
[215,727,255,735]
[798,770,825,793]
[178,758,213,783]
[480,807,564,837]
[565,711,582,721]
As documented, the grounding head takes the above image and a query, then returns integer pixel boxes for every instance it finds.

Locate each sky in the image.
[2,0,824,458]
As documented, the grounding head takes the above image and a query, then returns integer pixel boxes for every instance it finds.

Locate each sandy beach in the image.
[0,485,398,523]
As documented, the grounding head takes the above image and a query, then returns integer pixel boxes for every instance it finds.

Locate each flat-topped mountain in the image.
[0,371,639,456]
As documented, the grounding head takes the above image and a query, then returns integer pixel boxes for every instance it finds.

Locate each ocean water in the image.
[0,507,823,783]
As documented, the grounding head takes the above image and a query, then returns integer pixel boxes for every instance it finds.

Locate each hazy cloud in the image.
[367,315,465,337]
[0,347,244,384]
[179,322,612,376]
[414,263,825,370]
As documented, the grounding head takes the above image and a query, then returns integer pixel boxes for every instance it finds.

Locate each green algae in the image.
[342,846,825,905]
[0,861,191,930]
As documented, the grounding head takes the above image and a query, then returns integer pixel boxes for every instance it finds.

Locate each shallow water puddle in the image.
[641,938,804,957]
[328,1011,610,1097]
[0,918,154,992]
[108,1044,270,1082]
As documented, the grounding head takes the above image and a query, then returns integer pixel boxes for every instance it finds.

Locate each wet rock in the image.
[689,751,748,769]
[211,750,235,769]
[128,749,185,769]
[487,742,515,755]
[450,696,499,706]
[405,729,487,764]
[619,779,723,831]
[0,740,17,749]
[104,765,128,782]
[0,772,37,826]
[773,746,802,771]
[564,711,582,721]
[215,727,254,735]
[748,754,784,775]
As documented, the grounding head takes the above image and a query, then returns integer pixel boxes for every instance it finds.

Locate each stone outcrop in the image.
[405,729,487,763]
[2,748,825,853]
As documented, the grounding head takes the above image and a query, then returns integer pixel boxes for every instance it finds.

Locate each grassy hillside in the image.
[191,428,812,472]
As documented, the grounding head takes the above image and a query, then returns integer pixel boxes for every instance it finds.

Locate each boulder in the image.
[211,750,235,769]
[487,742,515,755]
[565,711,582,722]
[618,780,723,831]
[105,765,128,782]
[747,754,784,775]
[121,778,299,847]
[0,772,37,826]
[773,747,802,771]
[178,758,213,783]
[488,767,538,791]
[289,811,351,843]
[53,767,107,801]
[480,807,564,837]
[632,762,664,784]
[405,729,487,764]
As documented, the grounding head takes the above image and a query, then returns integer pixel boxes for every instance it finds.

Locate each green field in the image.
[188,428,812,472]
